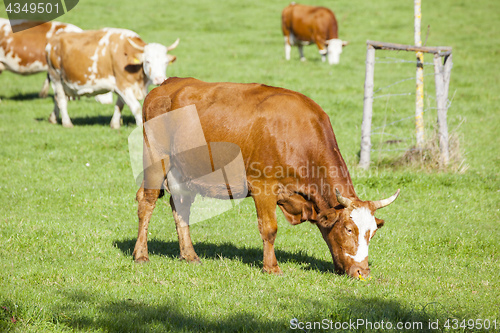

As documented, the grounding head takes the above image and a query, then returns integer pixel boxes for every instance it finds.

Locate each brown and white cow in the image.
[281,3,348,64]
[46,28,179,128]
[133,77,399,279]
[0,18,82,97]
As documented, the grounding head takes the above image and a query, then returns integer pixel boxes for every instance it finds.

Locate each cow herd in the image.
[0,19,179,128]
[0,3,399,280]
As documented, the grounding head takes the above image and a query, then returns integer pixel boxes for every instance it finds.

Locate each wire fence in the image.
[368,56,454,155]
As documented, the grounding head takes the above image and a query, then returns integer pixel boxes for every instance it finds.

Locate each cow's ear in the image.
[317,208,339,228]
[126,52,144,66]
[375,217,385,229]
[167,54,177,64]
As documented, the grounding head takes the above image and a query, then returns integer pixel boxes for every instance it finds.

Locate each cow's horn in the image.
[372,189,400,209]
[167,38,180,51]
[127,37,145,51]
[335,188,352,207]
[342,40,349,47]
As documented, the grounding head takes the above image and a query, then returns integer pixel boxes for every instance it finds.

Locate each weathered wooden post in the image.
[433,53,453,166]
[359,44,376,169]
[359,40,452,169]
[414,0,425,149]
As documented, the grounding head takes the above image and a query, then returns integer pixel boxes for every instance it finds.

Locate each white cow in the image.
[46,28,179,128]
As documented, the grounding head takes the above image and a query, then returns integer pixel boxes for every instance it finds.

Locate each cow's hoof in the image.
[62,122,74,128]
[110,122,121,130]
[263,266,283,275]
[180,255,202,265]
[300,57,306,62]
[134,256,150,264]
[48,114,57,124]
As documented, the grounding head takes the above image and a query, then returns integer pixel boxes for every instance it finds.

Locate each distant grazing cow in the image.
[46,28,179,128]
[281,3,348,64]
[0,18,82,97]
[133,77,399,279]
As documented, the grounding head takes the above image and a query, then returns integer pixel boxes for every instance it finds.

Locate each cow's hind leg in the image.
[51,80,73,127]
[284,36,291,61]
[48,83,59,124]
[171,195,200,263]
[133,161,165,263]
[39,74,50,98]
[134,185,162,263]
[253,188,281,274]
[298,45,306,62]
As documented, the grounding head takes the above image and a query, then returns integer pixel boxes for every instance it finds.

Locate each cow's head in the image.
[326,39,349,65]
[127,38,179,85]
[317,188,399,279]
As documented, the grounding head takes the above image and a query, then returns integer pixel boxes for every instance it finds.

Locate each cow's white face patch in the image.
[143,43,169,85]
[327,39,343,65]
[346,207,377,263]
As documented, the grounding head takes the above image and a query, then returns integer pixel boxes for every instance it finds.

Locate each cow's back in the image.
[0,20,81,74]
[47,28,146,96]
[145,77,340,182]
[282,4,338,42]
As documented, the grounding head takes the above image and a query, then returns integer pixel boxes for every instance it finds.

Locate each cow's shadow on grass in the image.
[53,291,286,332]
[52,289,442,332]
[114,238,335,273]
[70,115,136,127]
[33,115,136,127]
[0,92,43,100]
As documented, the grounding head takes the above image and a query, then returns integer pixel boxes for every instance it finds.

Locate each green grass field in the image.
[0,0,499,332]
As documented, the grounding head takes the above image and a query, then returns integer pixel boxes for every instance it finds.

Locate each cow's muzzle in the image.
[153,77,167,85]
[348,265,370,280]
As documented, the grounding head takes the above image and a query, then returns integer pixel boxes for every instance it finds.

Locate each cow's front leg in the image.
[51,80,73,128]
[170,195,200,263]
[119,88,143,127]
[253,189,281,274]
[316,41,327,63]
[110,96,124,129]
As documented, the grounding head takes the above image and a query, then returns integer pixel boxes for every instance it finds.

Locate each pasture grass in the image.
[0,0,499,332]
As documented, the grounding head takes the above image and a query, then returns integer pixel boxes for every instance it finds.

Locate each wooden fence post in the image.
[361,40,452,170]
[359,44,376,170]
[433,53,453,166]
[414,0,425,149]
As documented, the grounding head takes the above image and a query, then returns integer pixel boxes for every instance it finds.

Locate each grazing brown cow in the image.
[133,77,399,279]
[281,3,348,64]
[46,28,179,128]
[0,18,82,97]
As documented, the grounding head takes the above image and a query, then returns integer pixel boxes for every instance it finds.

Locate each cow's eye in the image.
[345,227,353,234]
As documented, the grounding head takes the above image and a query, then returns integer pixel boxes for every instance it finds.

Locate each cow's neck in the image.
[304,135,358,212]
